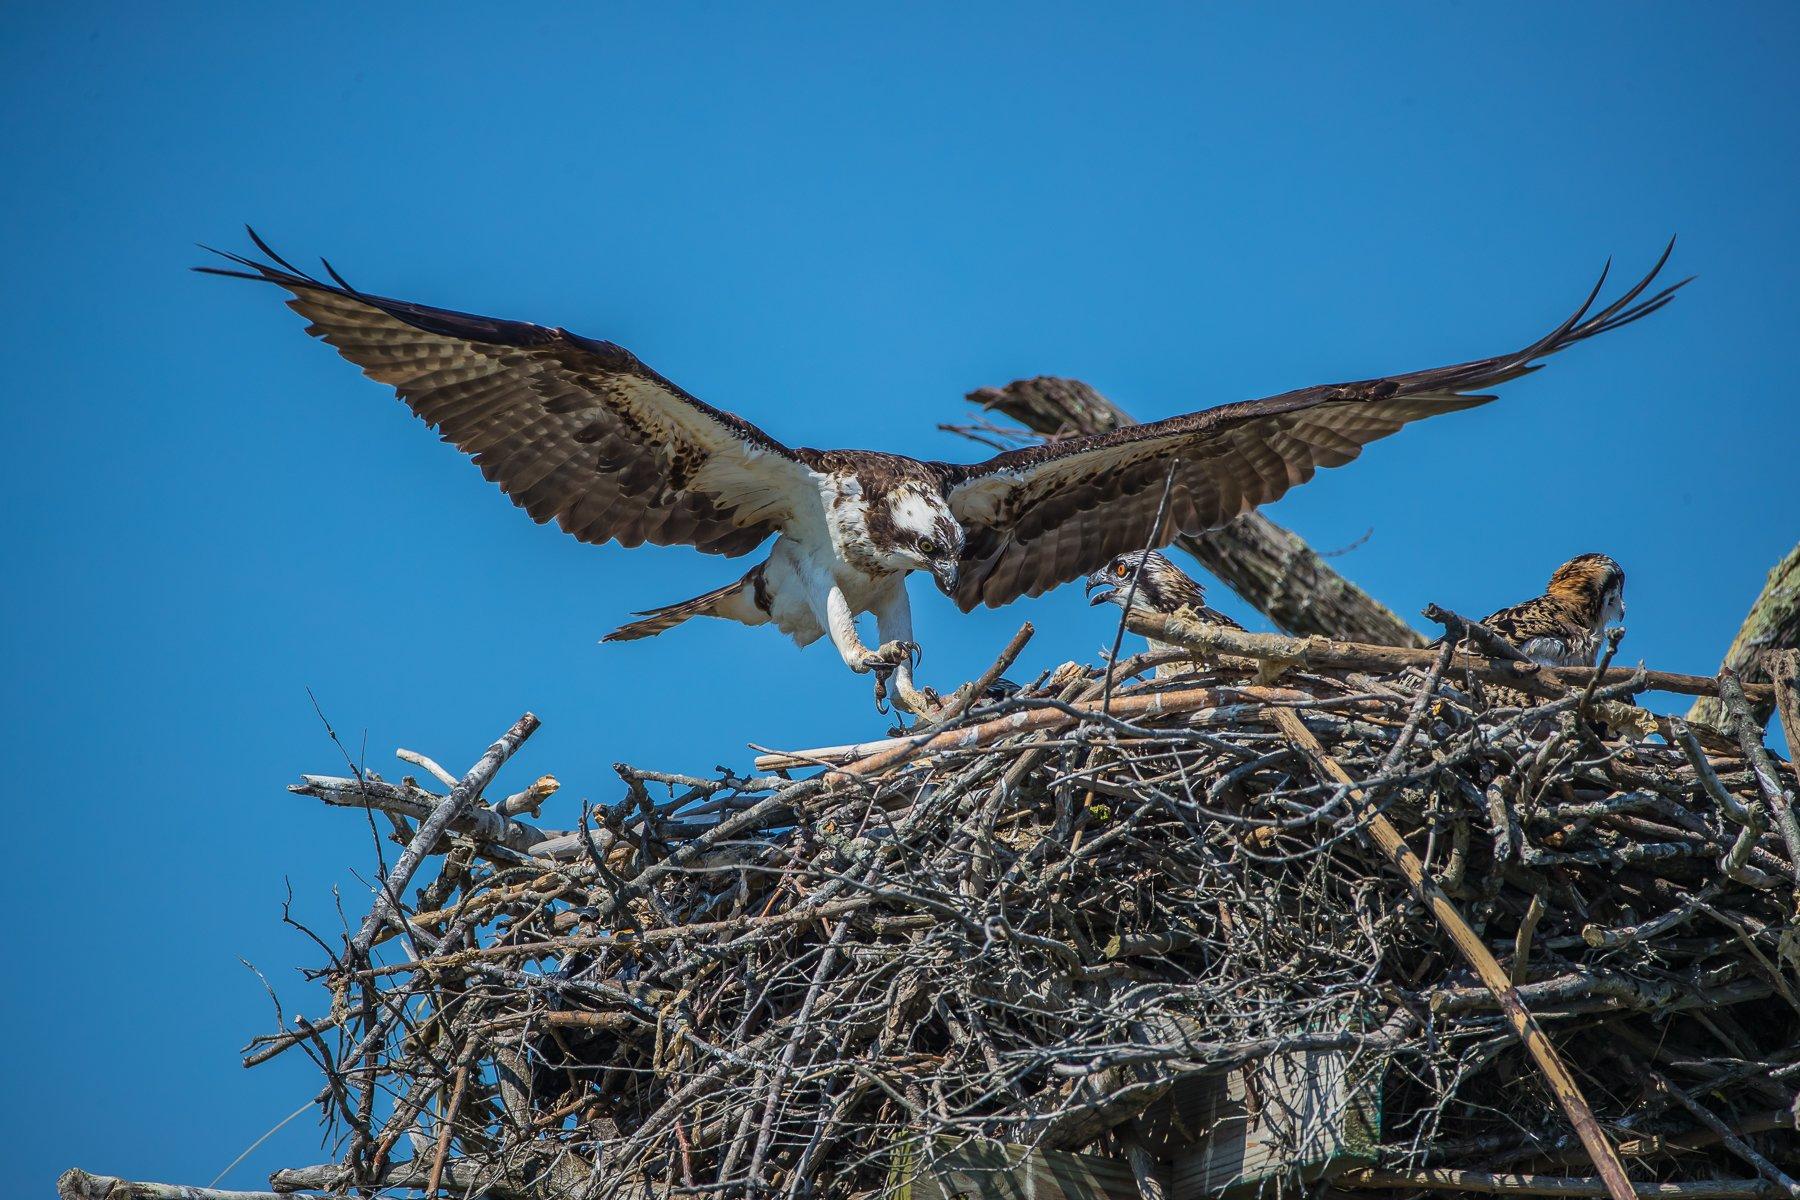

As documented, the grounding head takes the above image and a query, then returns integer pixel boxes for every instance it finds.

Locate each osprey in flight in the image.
[202,233,1679,712]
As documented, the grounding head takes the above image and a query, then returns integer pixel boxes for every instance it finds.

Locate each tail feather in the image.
[602,568,766,643]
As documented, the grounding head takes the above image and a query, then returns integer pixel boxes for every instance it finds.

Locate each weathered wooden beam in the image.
[1689,543,1800,729]
[956,377,1426,647]
[1334,1167,1786,1198]
[1136,1050,1380,1199]
[891,1138,1155,1200]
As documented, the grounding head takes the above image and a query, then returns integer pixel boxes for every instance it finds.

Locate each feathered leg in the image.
[872,582,932,715]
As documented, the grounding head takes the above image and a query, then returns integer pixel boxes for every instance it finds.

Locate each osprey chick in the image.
[1086,550,1243,675]
[201,233,1680,712]
[1478,553,1626,669]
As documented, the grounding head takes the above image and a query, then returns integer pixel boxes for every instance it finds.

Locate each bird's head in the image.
[1548,553,1626,626]
[880,486,964,595]
[1084,550,1203,616]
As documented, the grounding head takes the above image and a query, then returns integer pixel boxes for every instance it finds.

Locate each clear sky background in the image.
[3,4,1796,1191]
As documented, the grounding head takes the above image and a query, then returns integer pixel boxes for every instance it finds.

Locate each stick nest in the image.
[240,647,1800,1198]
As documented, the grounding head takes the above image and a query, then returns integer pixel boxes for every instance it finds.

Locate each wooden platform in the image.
[890,1049,1381,1199]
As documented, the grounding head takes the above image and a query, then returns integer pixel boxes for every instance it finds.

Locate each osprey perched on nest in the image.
[202,233,1680,712]
[1479,553,1627,668]
[1086,550,1244,677]
[1434,552,1627,711]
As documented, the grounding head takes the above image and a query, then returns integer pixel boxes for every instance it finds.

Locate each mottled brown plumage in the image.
[1084,550,1244,629]
[934,246,1681,610]
[1465,553,1627,708]
[603,564,773,642]
[1480,553,1626,668]
[202,238,812,559]
[1086,550,1243,675]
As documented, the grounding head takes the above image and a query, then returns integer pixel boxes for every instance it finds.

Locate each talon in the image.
[859,640,921,673]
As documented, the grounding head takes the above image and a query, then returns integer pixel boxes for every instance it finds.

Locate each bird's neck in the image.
[1543,590,1602,633]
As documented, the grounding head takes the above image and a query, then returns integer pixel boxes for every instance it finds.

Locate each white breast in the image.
[760,531,890,648]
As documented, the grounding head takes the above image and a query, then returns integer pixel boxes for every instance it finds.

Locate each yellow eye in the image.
[1114,561,1131,579]
[919,538,939,556]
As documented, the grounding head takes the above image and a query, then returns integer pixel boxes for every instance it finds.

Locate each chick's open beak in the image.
[1084,575,1116,606]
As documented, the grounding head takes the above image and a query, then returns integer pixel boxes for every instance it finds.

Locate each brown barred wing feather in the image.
[937,243,1684,611]
[199,233,822,558]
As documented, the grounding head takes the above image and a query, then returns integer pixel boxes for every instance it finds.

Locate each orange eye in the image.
[1114,562,1130,579]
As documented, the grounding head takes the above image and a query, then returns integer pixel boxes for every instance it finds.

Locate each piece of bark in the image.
[960,377,1426,647]
[1689,544,1800,729]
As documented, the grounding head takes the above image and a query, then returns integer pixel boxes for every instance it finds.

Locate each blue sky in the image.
[3,4,1795,1191]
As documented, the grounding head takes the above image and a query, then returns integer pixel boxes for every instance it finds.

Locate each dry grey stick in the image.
[347,712,539,959]
[56,1170,358,1200]
[1648,1071,1800,1197]
[1717,668,1800,885]
[295,774,550,856]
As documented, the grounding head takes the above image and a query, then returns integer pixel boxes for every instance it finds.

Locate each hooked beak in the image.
[1084,575,1116,606]
[932,561,960,595]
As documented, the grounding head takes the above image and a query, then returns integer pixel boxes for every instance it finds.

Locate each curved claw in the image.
[859,641,932,717]
[859,640,921,674]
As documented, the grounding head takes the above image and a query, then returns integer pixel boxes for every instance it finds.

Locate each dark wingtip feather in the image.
[320,256,358,294]
[1462,239,1686,384]
[245,225,309,278]
[194,228,326,290]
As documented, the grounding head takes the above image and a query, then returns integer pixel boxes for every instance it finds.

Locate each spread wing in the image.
[938,244,1685,610]
[200,231,821,557]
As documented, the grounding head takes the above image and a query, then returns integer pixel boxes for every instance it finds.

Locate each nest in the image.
[61,628,1800,1200]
